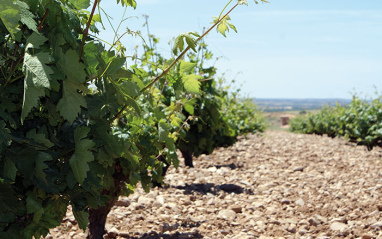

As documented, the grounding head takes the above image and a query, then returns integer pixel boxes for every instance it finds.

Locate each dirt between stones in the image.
[46,131,382,239]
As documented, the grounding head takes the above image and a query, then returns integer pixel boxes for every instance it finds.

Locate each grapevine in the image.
[289,96,382,150]
[0,0,268,238]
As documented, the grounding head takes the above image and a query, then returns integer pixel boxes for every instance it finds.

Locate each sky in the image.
[94,0,382,99]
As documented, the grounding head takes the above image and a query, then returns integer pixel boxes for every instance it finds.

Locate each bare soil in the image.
[47,131,382,239]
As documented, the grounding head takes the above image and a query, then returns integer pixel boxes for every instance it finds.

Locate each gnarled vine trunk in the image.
[181,149,193,167]
[87,197,116,239]
[87,161,127,239]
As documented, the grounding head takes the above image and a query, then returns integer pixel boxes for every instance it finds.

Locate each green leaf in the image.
[72,210,89,231]
[184,101,195,115]
[179,61,197,74]
[238,0,248,5]
[35,152,53,184]
[125,151,139,170]
[57,49,87,84]
[158,120,171,143]
[117,80,141,98]
[21,72,45,121]
[217,21,229,37]
[117,0,137,9]
[83,41,102,74]
[26,129,54,148]
[17,1,38,32]
[22,33,55,121]
[57,80,87,124]
[69,127,95,184]
[0,182,19,215]
[0,0,21,40]
[172,32,200,55]
[26,195,44,222]
[104,57,126,77]
[181,74,202,94]
[69,0,90,9]
[0,121,12,152]
[110,68,134,81]
[2,158,17,181]
[226,21,237,33]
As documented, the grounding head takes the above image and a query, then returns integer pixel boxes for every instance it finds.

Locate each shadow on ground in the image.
[123,231,203,238]
[171,183,252,195]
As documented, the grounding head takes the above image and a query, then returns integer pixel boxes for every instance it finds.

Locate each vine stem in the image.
[79,0,99,62]
[110,3,239,123]
[38,9,49,32]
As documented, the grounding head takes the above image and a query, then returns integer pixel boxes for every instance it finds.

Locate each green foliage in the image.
[213,15,237,37]
[0,0,268,238]
[289,96,382,150]
[172,32,200,55]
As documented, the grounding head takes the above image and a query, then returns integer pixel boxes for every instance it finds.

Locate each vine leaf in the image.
[35,152,53,184]
[68,0,91,9]
[213,16,237,37]
[2,158,17,181]
[26,129,54,148]
[72,210,89,231]
[116,0,137,9]
[182,74,202,94]
[0,183,19,215]
[158,120,171,143]
[172,32,200,55]
[26,195,44,223]
[57,49,87,84]
[57,81,87,124]
[238,0,248,5]
[117,80,141,98]
[69,127,95,184]
[18,1,38,32]
[22,33,55,122]
[179,61,197,74]
[56,50,87,123]
[184,100,195,115]
[0,0,21,40]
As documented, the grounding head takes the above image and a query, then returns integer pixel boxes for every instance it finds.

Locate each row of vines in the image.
[289,96,382,150]
[0,0,266,238]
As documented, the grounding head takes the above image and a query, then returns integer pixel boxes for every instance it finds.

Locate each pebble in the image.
[293,166,304,172]
[295,198,305,206]
[330,222,348,231]
[218,209,237,220]
[370,221,382,229]
[287,224,297,233]
[114,198,130,207]
[280,198,291,205]
[107,227,119,238]
[362,235,374,239]
[308,217,321,226]
[159,223,177,233]
[230,205,242,213]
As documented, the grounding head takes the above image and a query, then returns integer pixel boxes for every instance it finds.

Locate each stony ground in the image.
[47,131,382,239]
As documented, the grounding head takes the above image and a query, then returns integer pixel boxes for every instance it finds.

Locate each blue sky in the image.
[96,0,382,99]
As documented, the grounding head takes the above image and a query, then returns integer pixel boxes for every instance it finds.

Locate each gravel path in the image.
[48,131,382,239]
